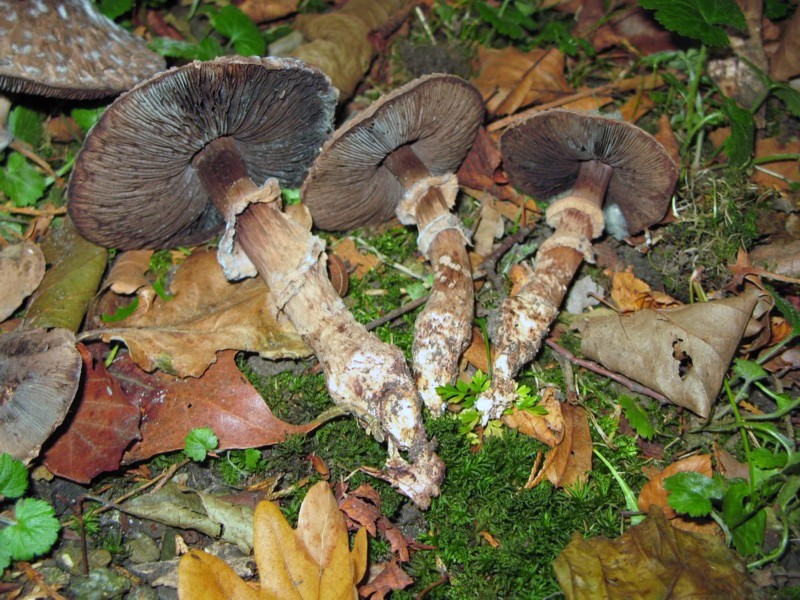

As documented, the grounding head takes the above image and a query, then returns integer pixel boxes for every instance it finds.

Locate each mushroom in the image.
[0,0,165,150]
[67,57,444,508]
[475,109,678,421]
[302,74,485,415]
[0,327,82,464]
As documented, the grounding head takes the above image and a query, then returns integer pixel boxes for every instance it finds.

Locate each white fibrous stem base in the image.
[476,207,599,423]
[399,174,474,416]
[233,182,444,508]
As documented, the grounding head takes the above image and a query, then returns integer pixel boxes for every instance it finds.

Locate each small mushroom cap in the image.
[0,327,82,464]
[500,109,678,234]
[68,56,337,250]
[0,0,165,99]
[302,74,485,231]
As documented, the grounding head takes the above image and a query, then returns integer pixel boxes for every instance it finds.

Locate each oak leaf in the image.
[178,481,367,600]
[99,250,310,377]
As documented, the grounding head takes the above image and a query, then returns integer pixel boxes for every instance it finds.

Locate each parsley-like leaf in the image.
[664,471,725,517]
[0,498,60,561]
[618,396,656,440]
[184,427,219,462]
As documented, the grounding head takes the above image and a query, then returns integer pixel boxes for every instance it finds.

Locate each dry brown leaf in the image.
[473,46,570,115]
[0,240,45,321]
[770,4,800,80]
[456,127,520,202]
[178,481,367,600]
[578,287,762,417]
[99,250,310,377]
[359,560,414,600]
[461,326,490,373]
[502,388,564,447]
[525,403,591,489]
[750,239,800,278]
[106,249,153,295]
[331,238,381,279]
[610,270,680,312]
[618,92,654,123]
[553,506,758,599]
[751,137,800,191]
[713,444,750,481]
[559,95,614,112]
[638,454,712,520]
[238,0,298,23]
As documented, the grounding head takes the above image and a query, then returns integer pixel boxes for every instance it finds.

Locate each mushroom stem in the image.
[383,146,475,415]
[475,160,613,422]
[192,136,445,508]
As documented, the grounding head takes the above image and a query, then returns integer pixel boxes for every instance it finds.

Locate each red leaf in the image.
[117,350,321,463]
[43,344,140,483]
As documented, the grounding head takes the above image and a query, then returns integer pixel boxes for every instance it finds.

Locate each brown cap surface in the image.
[68,56,337,249]
[501,109,678,234]
[0,327,81,464]
[302,74,485,230]
[0,0,165,99]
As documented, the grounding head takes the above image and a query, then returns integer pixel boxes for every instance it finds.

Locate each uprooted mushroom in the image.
[303,74,485,416]
[0,0,165,150]
[475,109,678,421]
[67,57,444,508]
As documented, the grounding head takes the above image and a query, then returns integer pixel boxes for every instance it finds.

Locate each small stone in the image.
[38,565,70,588]
[128,536,161,564]
[88,548,112,569]
[125,585,159,600]
[69,567,131,599]
[54,541,84,575]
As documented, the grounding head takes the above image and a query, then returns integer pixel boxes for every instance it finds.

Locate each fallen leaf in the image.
[25,217,107,333]
[553,506,758,599]
[42,344,140,483]
[359,560,414,600]
[0,240,45,321]
[473,46,570,116]
[610,270,680,312]
[618,91,654,123]
[637,454,719,533]
[117,350,325,464]
[502,388,564,447]
[457,127,520,202]
[461,326,490,374]
[331,238,381,279]
[525,403,591,489]
[577,288,762,417]
[770,5,800,80]
[106,249,153,295]
[729,248,800,287]
[126,482,256,553]
[750,240,800,277]
[178,550,259,600]
[99,250,311,377]
[473,199,504,257]
[751,137,800,191]
[713,444,750,482]
[238,0,298,23]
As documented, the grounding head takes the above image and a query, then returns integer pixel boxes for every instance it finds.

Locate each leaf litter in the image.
[0,0,798,598]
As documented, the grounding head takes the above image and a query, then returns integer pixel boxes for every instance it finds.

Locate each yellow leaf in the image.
[178,550,260,600]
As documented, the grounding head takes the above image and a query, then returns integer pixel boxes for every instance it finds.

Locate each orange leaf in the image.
[178,550,260,600]
[526,403,592,489]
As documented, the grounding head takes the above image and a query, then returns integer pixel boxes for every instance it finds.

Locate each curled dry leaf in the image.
[178,481,368,600]
[238,0,299,24]
[99,250,311,377]
[359,560,414,600]
[525,403,591,489]
[502,388,565,447]
[610,270,680,313]
[577,287,763,418]
[553,506,758,599]
[106,249,153,296]
[0,240,45,321]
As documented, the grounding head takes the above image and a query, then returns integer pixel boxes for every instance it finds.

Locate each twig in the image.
[9,138,58,180]
[1,202,67,216]
[365,294,429,331]
[545,338,670,404]
[478,225,533,293]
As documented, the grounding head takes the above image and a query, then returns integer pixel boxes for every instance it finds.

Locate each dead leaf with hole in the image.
[502,388,564,447]
[637,454,719,534]
[525,403,591,489]
[178,481,368,599]
[553,505,758,599]
[99,250,311,377]
[116,350,327,464]
[0,240,45,321]
[577,287,762,418]
[42,344,140,483]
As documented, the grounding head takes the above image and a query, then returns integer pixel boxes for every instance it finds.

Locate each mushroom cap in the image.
[301,73,485,231]
[68,56,337,249]
[500,109,678,234]
[0,0,165,99]
[0,327,82,464]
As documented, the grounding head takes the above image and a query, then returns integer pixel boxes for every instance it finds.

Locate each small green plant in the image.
[183,427,219,462]
[0,453,61,571]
